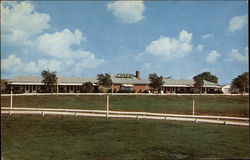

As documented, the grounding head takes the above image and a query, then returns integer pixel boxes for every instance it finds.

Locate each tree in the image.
[197,72,218,83]
[193,75,204,93]
[193,72,218,93]
[81,82,94,93]
[97,73,112,92]
[149,73,164,92]
[41,70,58,95]
[231,72,249,94]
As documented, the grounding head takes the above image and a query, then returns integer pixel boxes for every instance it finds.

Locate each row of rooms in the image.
[8,85,98,93]
[6,84,222,94]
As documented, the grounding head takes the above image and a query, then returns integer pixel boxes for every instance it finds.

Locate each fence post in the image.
[106,94,109,118]
[192,99,195,116]
[10,91,13,115]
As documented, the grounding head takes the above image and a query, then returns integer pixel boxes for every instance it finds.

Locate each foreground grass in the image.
[1,95,249,117]
[1,115,249,159]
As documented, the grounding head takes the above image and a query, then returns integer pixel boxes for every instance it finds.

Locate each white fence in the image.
[1,93,248,97]
[1,107,249,127]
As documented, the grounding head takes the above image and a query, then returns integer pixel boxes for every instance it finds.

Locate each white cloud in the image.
[33,28,106,73]
[201,34,214,39]
[1,54,62,75]
[34,29,85,59]
[106,0,145,24]
[229,47,248,63]
[2,29,106,76]
[195,44,205,52]
[228,15,248,32]
[1,2,106,78]
[179,30,192,43]
[206,50,220,63]
[1,1,50,45]
[144,30,193,59]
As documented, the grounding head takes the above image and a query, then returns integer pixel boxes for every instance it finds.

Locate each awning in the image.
[122,84,134,87]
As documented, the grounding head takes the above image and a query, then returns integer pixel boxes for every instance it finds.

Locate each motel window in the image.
[26,85,29,90]
[33,85,36,90]
[71,86,73,90]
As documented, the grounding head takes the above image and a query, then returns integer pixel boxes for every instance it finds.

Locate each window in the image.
[33,85,36,90]
[26,85,29,90]
[120,86,133,91]
[71,86,73,90]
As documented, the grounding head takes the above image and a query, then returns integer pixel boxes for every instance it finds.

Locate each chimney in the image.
[135,71,140,79]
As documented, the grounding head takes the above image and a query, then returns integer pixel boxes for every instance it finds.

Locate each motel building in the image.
[4,71,222,94]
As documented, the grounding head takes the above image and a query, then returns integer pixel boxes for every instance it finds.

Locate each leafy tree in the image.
[231,72,249,94]
[81,82,94,93]
[193,72,218,93]
[197,72,218,83]
[193,75,204,93]
[41,70,58,95]
[149,73,164,92]
[97,73,112,92]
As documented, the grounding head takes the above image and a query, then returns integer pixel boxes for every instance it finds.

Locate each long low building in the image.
[4,71,222,94]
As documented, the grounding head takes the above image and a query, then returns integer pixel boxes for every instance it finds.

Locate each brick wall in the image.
[133,84,149,92]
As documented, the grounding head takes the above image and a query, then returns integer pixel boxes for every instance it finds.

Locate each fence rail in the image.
[1,93,248,96]
[2,107,248,126]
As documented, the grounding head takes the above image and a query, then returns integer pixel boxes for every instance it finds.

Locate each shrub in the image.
[98,88,105,93]
[13,89,23,94]
[117,90,131,93]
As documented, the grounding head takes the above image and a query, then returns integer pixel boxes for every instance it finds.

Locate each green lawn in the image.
[1,95,248,117]
[1,115,249,159]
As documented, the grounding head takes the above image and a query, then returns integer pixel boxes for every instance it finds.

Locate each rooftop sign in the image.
[116,74,133,78]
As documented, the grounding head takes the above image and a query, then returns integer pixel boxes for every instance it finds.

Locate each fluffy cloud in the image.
[33,29,106,72]
[206,50,220,63]
[107,0,145,24]
[1,54,62,75]
[1,1,50,45]
[144,30,193,59]
[195,44,205,52]
[229,47,248,63]
[228,15,248,32]
[34,29,85,59]
[1,1,106,77]
[201,34,214,39]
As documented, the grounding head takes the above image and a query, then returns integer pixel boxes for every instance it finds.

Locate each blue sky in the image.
[1,1,248,84]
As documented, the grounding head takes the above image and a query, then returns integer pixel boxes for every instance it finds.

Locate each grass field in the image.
[1,115,249,159]
[1,95,249,117]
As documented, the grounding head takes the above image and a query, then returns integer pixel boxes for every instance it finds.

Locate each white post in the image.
[111,83,113,95]
[192,99,195,116]
[10,91,13,115]
[10,91,13,108]
[106,94,109,118]
[56,78,59,96]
